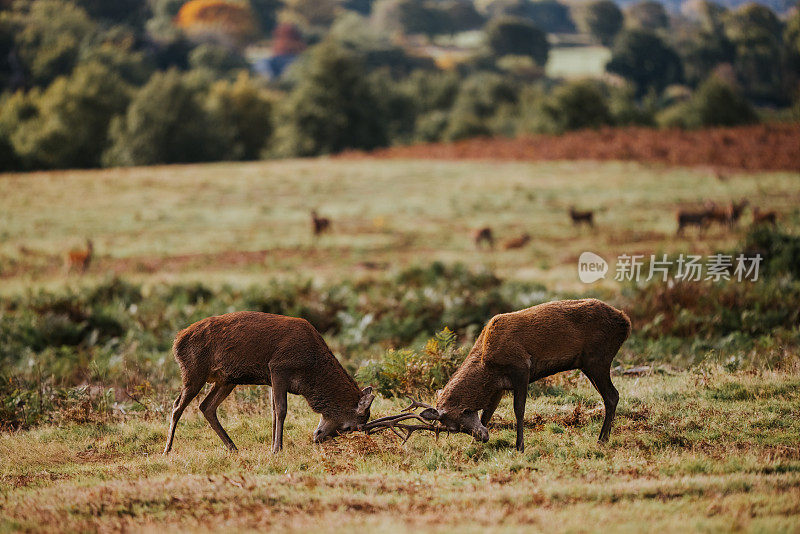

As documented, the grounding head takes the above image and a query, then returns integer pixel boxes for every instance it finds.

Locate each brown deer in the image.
[472,227,494,249]
[729,200,749,226]
[569,207,594,228]
[65,239,93,274]
[676,209,709,236]
[163,311,375,454]
[752,207,777,226]
[311,210,331,236]
[704,201,731,227]
[409,299,631,452]
[501,233,530,250]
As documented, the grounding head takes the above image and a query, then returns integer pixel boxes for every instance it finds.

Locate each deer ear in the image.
[356,387,374,415]
[420,408,441,421]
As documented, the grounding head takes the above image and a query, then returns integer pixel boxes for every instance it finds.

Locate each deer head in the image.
[312,386,375,442]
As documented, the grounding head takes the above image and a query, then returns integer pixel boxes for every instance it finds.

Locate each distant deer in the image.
[65,239,93,274]
[311,210,331,236]
[501,233,530,250]
[704,201,731,227]
[676,208,709,236]
[411,299,631,452]
[569,207,594,228]
[752,207,777,226]
[472,227,494,249]
[729,200,749,226]
[164,311,375,454]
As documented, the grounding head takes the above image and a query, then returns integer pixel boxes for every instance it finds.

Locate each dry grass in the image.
[2,369,799,532]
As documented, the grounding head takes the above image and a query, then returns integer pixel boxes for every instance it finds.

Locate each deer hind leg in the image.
[581,364,619,443]
[481,389,504,427]
[200,382,238,451]
[164,378,205,454]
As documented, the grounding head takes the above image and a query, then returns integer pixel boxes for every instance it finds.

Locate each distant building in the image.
[253,23,306,79]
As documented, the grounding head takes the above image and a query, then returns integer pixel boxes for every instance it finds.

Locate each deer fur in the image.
[65,239,93,274]
[164,311,374,454]
[501,233,530,250]
[420,299,631,452]
[752,207,777,226]
[473,227,494,249]
[569,207,594,228]
[311,210,331,236]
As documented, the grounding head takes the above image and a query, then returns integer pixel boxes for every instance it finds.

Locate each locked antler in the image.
[361,398,442,444]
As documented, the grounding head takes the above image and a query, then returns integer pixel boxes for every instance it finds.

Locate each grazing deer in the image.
[65,239,93,274]
[501,233,530,250]
[752,207,777,226]
[411,299,630,452]
[569,207,594,228]
[472,227,494,249]
[676,209,709,236]
[164,311,375,454]
[311,210,331,236]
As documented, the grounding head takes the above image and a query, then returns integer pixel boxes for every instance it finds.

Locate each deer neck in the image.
[438,354,501,414]
[303,353,361,419]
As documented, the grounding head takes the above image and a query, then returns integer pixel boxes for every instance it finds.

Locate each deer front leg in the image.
[510,368,529,452]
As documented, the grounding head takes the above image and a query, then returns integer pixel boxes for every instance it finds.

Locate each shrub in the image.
[485,16,550,67]
[356,327,467,398]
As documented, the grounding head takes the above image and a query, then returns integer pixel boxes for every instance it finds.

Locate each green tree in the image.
[485,16,550,66]
[518,80,613,134]
[206,72,275,160]
[10,62,132,169]
[188,42,249,76]
[272,41,388,157]
[0,90,37,171]
[723,3,784,102]
[103,69,231,166]
[625,1,668,31]
[577,0,623,46]
[606,29,683,97]
[679,28,734,87]
[11,0,97,87]
[444,71,518,140]
[691,76,757,126]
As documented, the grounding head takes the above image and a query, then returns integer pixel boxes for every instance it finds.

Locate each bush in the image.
[103,69,233,166]
[356,327,467,398]
[657,77,757,128]
[741,226,800,281]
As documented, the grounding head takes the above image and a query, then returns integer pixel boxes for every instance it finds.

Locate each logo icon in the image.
[578,252,608,283]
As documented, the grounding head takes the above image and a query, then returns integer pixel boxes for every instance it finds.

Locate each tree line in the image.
[0,0,798,171]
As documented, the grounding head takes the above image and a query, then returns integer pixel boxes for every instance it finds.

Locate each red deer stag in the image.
[311,210,331,236]
[472,227,494,249]
[164,311,375,454]
[569,207,594,228]
[403,300,631,452]
[501,233,530,250]
[65,239,93,274]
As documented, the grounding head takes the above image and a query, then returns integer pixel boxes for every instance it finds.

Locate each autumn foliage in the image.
[175,0,258,46]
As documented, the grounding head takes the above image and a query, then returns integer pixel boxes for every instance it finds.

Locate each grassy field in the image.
[2,159,798,292]
[2,158,800,532]
[1,369,799,532]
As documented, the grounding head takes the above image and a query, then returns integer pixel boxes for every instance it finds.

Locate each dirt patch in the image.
[343,124,800,172]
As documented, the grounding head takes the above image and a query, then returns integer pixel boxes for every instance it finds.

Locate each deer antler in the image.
[402,398,435,412]
[361,412,442,444]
